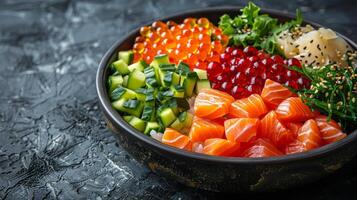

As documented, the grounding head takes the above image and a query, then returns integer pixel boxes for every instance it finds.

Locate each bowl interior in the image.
[97,7,357,164]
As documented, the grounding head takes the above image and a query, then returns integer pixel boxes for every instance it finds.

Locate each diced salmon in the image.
[162,128,192,150]
[276,97,314,122]
[224,118,260,143]
[203,138,239,156]
[261,79,294,109]
[194,88,235,120]
[285,122,303,138]
[241,138,283,158]
[258,111,295,148]
[189,117,225,142]
[297,119,321,150]
[229,94,268,118]
[315,115,346,144]
[284,140,307,154]
[212,117,226,126]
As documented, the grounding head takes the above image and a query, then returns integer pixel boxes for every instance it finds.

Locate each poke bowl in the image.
[96,3,357,192]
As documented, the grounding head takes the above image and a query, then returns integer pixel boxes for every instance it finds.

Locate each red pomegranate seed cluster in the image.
[207,46,310,99]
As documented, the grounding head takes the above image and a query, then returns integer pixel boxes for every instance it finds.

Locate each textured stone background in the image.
[0,0,356,199]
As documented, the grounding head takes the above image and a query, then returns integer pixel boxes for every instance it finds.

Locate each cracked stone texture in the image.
[0,0,356,199]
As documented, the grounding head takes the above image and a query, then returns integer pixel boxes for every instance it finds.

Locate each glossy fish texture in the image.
[315,115,346,144]
[285,122,303,137]
[297,119,322,150]
[162,128,192,150]
[194,88,235,119]
[276,97,314,122]
[241,138,283,158]
[259,111,295,148]
[261,79,294,109]
[224,118,260,143]
[284,140,307,155]
[189,117,225,142]
[229,94,268,118]
[203,138,239,156]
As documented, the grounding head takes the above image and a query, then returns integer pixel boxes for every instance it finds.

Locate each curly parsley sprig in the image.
[219,2,302,55]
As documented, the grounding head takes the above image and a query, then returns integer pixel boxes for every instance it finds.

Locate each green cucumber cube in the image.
[127,70,146,90]
[112,59,130,75]
[118,50,134,65]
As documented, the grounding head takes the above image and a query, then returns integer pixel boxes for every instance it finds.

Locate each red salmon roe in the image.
[132,18,228,69]
[207,46,310,99]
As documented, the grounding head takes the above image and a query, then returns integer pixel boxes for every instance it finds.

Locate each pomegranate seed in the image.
[211,82,220,90]
[237,59,252,71]
[271,55,284,64]
[221,81,233,91]
[207,62,223,77]
[243,46,258,56]
[288,58,302,68]
[229,65,237,73]
[206,46,310,99]
[231,49,244,57]
[248,56,259,62]
[225,47,234,54]
[215,74,228,83]
[261,58,273,67]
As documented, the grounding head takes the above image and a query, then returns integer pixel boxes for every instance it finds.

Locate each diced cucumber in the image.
[118,50,134,65]
[170,85,185,98]
[135,88,147,101]
[108,53,202,136]
[112,99,144,117]
[108,75,123,92]
[144,122,161,135]
[195,79,211,94]
[158,107,177,127]
[123,99,141,109]
[159,71,181,87]
[123,116,133,123]
[170,118,185,131]
[193,69,208,80]
[144,66,160,87]
[150,54,170,85]
[166,98,179,115]
[112,59,130,75]
[172,72,180,85]
[150,54,170,68]
[127,70,146,90]
[157,64,176,87]
[110,86,137,100]
[159,64,176,72]
[183,112,193,128]
[161,71,172,87]
[180,72,198,97]
[128,116,146,132]
[123,75,129,87]
[128,60,147,72]
[176,62,190,75]
[142,104,155,121]
[161,90,174,98]
[170,112,193,131]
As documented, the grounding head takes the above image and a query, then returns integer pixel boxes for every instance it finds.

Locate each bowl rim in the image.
[96,6,357,165]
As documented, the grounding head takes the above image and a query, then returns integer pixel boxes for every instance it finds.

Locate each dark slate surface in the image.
[0,0,356,199]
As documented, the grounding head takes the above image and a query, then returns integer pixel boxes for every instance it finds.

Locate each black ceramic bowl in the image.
[96,7,357,192]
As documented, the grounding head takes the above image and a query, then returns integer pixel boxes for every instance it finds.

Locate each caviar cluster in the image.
[207,46,311,99]
[132,18,228,69]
